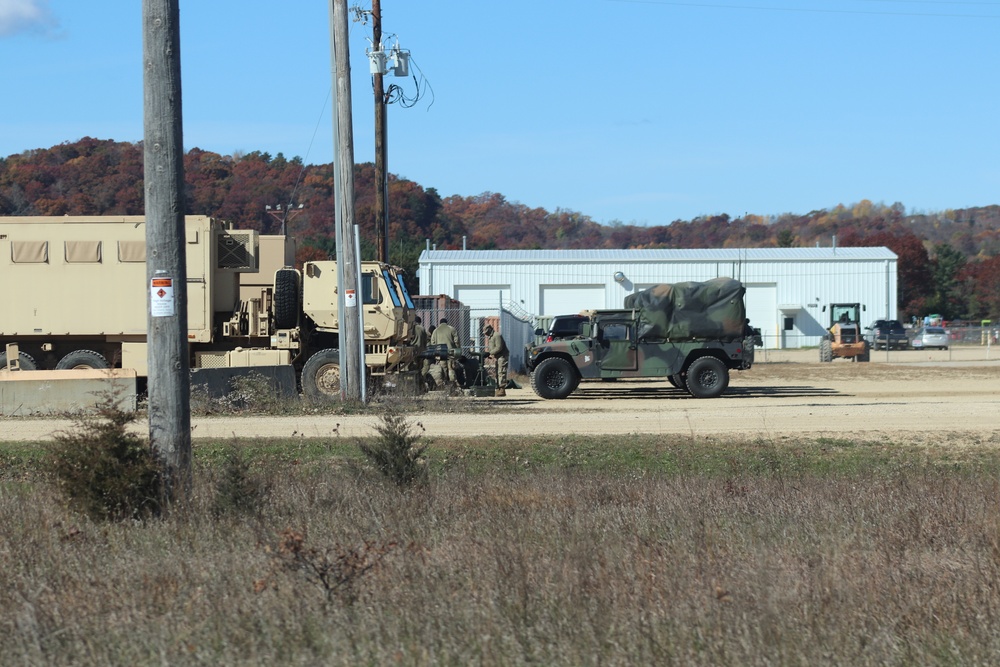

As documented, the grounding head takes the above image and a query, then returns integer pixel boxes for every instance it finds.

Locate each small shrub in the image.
[190,371,299,416]
[269,529,397,607]
[47,399,162,521]
[357,411,428,488]
[188,382,217,416]
[212,443,271,516]
[223,371,283,412]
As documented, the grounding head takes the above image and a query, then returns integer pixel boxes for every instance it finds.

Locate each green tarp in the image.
[624,277,746,340]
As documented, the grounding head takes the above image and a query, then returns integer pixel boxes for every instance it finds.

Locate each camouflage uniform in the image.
[410,318,430,388]
[429,319,460,387]
[485,325,509,397]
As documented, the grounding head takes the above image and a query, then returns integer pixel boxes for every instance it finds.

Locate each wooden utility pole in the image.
[330,0,364,401]
[142,0,191,495]
[373,0,389,263]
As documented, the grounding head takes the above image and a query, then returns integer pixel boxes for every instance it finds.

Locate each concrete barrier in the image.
[0,369,138,416]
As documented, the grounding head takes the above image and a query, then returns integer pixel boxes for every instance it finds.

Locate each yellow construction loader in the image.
[819,303,870,362]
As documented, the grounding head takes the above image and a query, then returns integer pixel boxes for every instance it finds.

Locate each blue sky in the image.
[1,0,998,226]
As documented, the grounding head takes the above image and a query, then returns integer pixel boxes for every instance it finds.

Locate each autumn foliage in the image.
[3,138,1000,320]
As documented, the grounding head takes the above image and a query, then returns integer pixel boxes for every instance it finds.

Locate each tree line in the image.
[2,138,998,322]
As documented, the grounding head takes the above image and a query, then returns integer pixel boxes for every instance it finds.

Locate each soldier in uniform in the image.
[429,317,460,388]
[484,324,509,397]
[410,316,430,389]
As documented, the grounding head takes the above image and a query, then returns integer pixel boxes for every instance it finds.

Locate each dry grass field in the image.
[2,360,1000,665]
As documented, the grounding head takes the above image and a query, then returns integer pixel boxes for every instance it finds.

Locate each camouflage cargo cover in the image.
[623,277,745,341]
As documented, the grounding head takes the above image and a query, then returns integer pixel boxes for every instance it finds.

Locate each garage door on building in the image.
[540,284,605,316]
[744,283,777,349]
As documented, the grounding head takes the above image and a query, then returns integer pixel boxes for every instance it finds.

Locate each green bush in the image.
[357,411,428,488]
[212,443,271,516]
[47,401,162,521]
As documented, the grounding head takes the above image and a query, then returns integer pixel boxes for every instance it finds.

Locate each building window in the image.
[784,317,794,331]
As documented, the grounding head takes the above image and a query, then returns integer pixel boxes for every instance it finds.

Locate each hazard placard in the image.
[151,276,175,317]
[345,288,357,308]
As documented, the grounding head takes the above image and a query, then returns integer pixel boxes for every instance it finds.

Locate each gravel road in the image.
[4,355,999,445]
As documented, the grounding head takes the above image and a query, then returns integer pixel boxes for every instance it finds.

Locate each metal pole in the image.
[373,0,389,263]
[142,0,191,497]
[330,0,363,400]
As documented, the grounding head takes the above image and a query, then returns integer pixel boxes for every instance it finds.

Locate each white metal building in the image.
[418,247,898,349]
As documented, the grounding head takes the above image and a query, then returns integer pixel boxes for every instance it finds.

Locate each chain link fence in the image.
[755,326,999,363]
[411,298,1000,370]
[411,296,535,374]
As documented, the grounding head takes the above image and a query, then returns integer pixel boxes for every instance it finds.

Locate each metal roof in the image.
[419,247,897,263]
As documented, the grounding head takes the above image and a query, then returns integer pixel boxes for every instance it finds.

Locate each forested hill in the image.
[2,138,1000,319]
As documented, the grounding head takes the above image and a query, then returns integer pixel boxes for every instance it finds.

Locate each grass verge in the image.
[1,433,999,665]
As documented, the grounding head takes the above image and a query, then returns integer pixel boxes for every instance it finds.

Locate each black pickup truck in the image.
[865,319,909,350]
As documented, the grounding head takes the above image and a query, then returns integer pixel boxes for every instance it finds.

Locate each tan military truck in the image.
[0,215,416,398]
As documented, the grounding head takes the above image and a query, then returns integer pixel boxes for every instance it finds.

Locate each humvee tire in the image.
[531,357,579,399]
[685,356,729,398]
[56,349,110,370]
[0,350,37,372]
[302,348,341,400]
[819,339,833,363]
[668,373,688,392]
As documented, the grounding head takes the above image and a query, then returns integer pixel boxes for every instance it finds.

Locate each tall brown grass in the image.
[1,439,999,665]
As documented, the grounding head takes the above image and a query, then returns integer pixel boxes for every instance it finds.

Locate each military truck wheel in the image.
[56,349,110,370]
[302,349,341,400]
[0,351,37,372]
[667,373,686,390]
[819,339,833,363]
[685,356,729,398]
[531,357,579,399]
[273,268,300,330]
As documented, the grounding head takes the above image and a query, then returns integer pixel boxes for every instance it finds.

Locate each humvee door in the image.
[596,320,637,371]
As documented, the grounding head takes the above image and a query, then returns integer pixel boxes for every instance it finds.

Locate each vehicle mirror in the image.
[534,328,544,336]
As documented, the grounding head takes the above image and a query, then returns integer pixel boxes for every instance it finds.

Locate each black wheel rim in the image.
[544,369,565,390]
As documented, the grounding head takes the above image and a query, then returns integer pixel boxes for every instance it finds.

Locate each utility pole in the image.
[330,0,364,401]
[142,0,191,496]
[265,203,305,236]
[372,0,389,263]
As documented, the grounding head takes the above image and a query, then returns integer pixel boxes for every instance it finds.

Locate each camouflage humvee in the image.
[525,278,756,399]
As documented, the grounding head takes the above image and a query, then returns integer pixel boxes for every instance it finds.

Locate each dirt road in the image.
[4,357,999,445]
